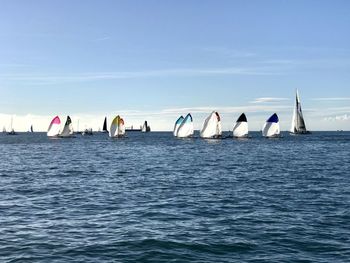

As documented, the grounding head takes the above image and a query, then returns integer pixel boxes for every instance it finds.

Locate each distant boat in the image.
[7,116,17,135]
[290,89,311,135]
[233,113,249,138]
[200,111,222,139]
[262,113,280,138]
[59,116,74,137]
[173,115,184,136]
[82,128,93,136]
[175,113,194,138]
[47,116,61,137]
[2,126,6,133]
[29,125,34,133]
[109,115,125,138]
[126,126,141,132]
[141,121,151,133]
[102,117,108,133]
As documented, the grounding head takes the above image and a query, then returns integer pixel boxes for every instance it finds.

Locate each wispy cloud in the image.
[249,97,289,104]
[0,66,281,84]
[93,36,111,42]
[162,104,291,115]
[312,97,350,101]
[201,47,256,58]
[324,114,350,121]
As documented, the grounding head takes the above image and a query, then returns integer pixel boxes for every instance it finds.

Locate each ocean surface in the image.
[0,131,349,262]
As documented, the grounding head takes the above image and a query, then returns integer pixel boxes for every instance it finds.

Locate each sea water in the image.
[0,132,349,262]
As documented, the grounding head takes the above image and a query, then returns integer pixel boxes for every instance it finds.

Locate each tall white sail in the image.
[176,113,194,138]
[290,89,309,134]
[47,116,61,137]
[109,115,126,137]
[200,111,222,138]
[233,113,249,138]
[262,113,280,138]
[60,116,74,137]
[173,116,184,137]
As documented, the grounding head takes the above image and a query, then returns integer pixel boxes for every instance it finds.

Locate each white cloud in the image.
[249,97,289,104]
[324,114,350,121]
[312,97,350,101]
[0,66,281,84]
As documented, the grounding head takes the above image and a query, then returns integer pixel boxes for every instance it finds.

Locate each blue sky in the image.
[1,0,350,131]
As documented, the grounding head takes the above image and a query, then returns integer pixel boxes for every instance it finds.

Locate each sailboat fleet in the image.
[2,90,311,138]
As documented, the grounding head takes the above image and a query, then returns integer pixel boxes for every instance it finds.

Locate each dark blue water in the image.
[1,132,349,262]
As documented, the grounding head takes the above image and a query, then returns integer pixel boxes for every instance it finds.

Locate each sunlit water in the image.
[0,131,349,262]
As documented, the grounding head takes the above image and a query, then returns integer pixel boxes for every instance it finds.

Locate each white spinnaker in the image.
[200,111,221,138]
[47,116,61,137]
[233,122,248,137]
[262,122,280,137]
[173,116,184,137]
[177,114,194,138]
[233,113,249,138]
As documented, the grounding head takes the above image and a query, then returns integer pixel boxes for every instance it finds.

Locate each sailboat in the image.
[233,113,249,138]
[175,113,194,138]
[59,116,74,137]
[28,125,34,133]
[47,116,61,137]
[290,89,311,135]
[7,116,17,135]
[141,121,151,132]
[2,126,6,133]
[262,113,280,138]
[102,117,108,133]
[82,128,93,136]
[109,115,126,138]
[173,116,184,136]
[200,111,222,139]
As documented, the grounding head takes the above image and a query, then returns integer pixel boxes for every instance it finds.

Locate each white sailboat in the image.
[262,113,280,138]
[109,115,126,138]
[8,116,17,135]
[173,116,184,137]
[176,113,194,138]
[59,116,74,137]
[47,116,61,137]
[200,111,222,139]
[290,89,311,135]
[233,113,249,138]
[141,121,151,132]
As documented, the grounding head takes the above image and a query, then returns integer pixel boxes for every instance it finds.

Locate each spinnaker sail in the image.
[176,113,194,138]
[173,116,184,136]
[262,113,280,138]
[47,116,61,137]
[109,115,126,137]
[233,113,248,138]
[200,111,222,138]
